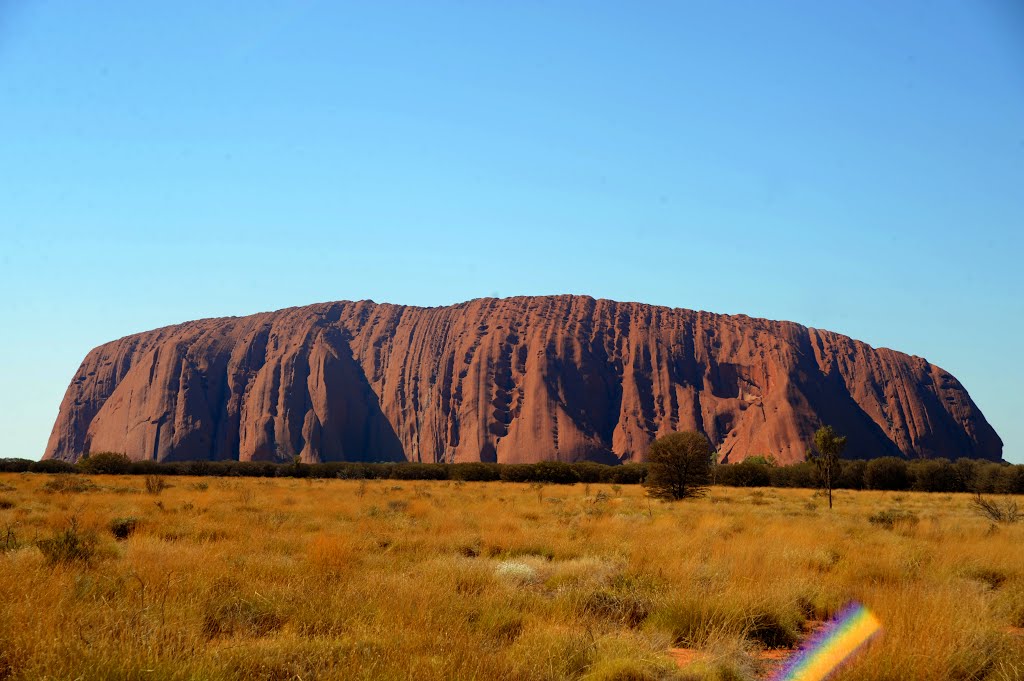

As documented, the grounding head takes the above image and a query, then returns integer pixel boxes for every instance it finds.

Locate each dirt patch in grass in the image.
[669,620,828,678]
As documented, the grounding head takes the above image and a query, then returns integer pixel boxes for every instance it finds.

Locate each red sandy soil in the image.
[669,621,826,678]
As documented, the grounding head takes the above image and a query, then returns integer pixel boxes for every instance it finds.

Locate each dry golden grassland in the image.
[0,474,1021,680]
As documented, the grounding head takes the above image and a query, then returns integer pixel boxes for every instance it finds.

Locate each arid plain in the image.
[0,474,1021,680]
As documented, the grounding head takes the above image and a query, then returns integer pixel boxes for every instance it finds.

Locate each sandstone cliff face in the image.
[44,296,1003,464]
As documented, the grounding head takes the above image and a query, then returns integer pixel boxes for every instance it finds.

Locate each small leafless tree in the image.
[971,493,1021,524]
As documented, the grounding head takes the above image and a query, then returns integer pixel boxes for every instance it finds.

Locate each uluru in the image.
[44,295,1002,465]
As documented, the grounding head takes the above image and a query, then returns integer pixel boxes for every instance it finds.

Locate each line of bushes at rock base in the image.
[2,455,1022,494]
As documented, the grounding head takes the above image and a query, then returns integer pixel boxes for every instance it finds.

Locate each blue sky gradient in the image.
[1,1,1022,462]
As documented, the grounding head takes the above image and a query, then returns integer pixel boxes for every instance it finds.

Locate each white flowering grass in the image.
[495,559,540,584]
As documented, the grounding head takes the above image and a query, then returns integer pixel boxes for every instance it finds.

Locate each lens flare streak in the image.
[770,602,881,681]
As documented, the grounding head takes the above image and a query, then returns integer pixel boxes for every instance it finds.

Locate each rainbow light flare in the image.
[770,602,881,681]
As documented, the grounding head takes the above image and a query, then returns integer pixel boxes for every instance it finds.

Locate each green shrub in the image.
[533,461,579,484]
[126,459,165,475]
[909,459,960,493]
[186,460,212,476]
[769,461,819,488]
[602,463,647,484]
[389,463,448,480]
[78,452,131,475]
[28,459,76,474]
[718,462,772,487]
[836,460,866,489]
[865,457,910,491]
[645,432,712,500]
[449,462,501,481]
[0,458,33,473]
[998,465,1024,494]
[571,462,609,483]
[500,464,540,483]
[109,517,140,540]
[953,458,981,492]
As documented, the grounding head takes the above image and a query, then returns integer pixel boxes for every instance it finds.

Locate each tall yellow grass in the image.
[0,475,1020,680]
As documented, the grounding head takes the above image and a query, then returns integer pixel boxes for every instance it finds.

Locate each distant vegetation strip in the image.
[2,454,1022,494]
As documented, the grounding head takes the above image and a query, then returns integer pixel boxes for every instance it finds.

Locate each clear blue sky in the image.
[1,1,1021,462]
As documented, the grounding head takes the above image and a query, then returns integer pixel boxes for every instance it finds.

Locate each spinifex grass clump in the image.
[868,508,919,529]
[202,577,287,639]
[581,573,655,628]
[41,475,97,494]
[144,475,168,495]
[36,518,96,566]
[108,516,139,540]
[647,597,804,649]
